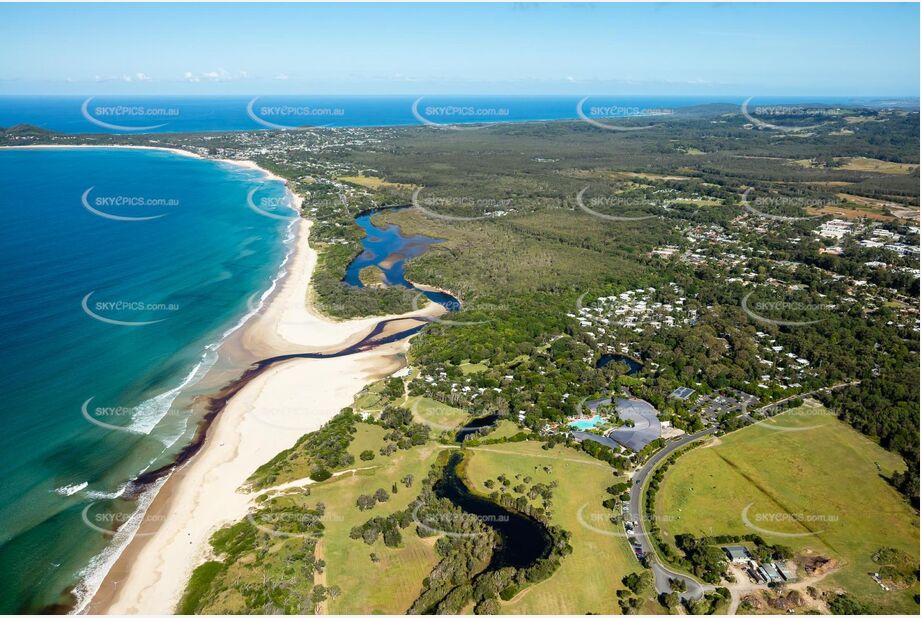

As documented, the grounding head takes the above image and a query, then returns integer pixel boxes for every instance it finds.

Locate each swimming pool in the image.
[569,415,604,430]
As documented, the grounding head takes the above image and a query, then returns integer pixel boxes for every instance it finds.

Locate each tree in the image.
[357,494,376,511]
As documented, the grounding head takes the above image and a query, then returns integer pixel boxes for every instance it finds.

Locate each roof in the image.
[670,386,695,400]
[775,562,797,579]
[609,398,662,451]
[723,546,751,560]
[571,431,621,451]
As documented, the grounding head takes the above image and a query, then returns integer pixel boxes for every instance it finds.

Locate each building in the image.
[670,386,695,401]
[761,562,783,583]
[775,562,797,582]
[723,546,752,564]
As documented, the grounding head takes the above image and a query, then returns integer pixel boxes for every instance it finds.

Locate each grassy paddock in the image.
[464,441,642,614]
[406,395,469,433]
[314,441,448,614]
[655,404,919,614]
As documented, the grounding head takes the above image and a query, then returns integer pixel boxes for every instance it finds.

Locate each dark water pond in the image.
[596,353,643,375]
[434,452,551,571]
[454,414,499,442]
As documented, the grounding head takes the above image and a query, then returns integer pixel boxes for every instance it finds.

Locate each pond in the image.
[596,353,643,375]
[434,452,551,571]
[454,414,499,442]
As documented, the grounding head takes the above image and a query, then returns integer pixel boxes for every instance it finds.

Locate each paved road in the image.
[627,427,717,602]
[741,381,861,423]
[630,381,860,603]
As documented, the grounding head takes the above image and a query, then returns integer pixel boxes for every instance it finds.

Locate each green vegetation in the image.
[464,441,642,614]
[655,406,920,614]
[22,104,918,615]
[358,264,386,287]
[179,498,328,613]
[247,410,364,490]
[407,395,469,433]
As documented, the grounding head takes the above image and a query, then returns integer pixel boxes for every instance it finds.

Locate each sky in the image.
[0,2,918,96]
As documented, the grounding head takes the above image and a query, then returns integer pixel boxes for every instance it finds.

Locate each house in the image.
[723,545,752,564]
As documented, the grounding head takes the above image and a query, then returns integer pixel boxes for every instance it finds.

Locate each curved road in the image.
[629,381,860,603]
[628,427,716,601]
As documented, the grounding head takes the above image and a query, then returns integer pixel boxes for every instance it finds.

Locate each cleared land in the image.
[337,175,418,191]
[313,441,447,614]
[655,403,919,614]
[464,441,644,614]
[835,157,919,175]
[407,395,469,432]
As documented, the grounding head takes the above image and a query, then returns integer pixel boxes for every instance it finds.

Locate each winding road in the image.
[628,427,716,601]
[629,380,860,604]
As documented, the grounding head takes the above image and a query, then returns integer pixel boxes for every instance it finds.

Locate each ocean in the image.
[0,95,892,134]
[0,147,293,612]
[0,92,907,612]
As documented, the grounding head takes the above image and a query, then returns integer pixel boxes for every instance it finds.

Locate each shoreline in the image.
[1,144,444,614]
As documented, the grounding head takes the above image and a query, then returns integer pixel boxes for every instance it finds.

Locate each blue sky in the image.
[1,2,918,96]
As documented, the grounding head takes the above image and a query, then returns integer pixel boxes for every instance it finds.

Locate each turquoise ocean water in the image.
[0,148,293,612]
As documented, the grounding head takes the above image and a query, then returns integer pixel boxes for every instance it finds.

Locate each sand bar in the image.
[0,145,444,613]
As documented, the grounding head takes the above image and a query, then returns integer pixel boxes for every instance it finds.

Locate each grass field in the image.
[406,395,469,433]
[463,441,646,614]
[459,361,489,375]
[655,403,919,614]
[337,175,418,191]
[835,156,919,175]
[487,419,527,440]
[312,440,449,614]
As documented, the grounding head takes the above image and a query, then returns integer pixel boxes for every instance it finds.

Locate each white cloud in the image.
[183,68,247,83]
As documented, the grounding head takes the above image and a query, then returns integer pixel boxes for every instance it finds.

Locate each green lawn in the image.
[464,441,645,614]
[655,403,919,614]
[459,361,489,375]
[312,440,449,614]
[488,419,528,440]
[406,395,469,433]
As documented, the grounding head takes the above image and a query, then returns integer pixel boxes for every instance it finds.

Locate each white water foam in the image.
[52,482,88,497]
[70,475,169,614]
[84,484,127,501]
[69,179,299,614]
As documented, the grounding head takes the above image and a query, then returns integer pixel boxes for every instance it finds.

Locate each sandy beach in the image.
[4,144,447,613]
